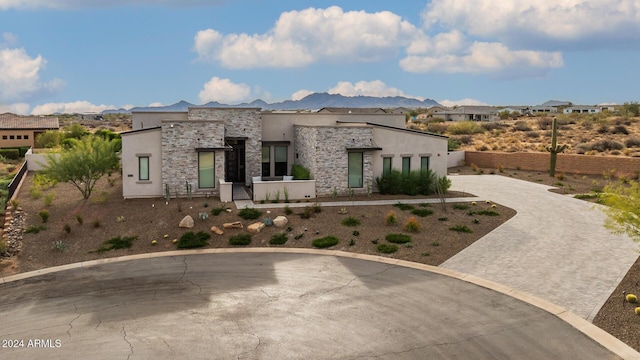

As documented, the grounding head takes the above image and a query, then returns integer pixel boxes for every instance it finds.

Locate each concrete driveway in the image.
[443,175,639,321]
[0,252,628,359]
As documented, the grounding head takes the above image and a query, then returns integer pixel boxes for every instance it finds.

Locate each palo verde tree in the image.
[602,180,640,242]
[42,136,120,200]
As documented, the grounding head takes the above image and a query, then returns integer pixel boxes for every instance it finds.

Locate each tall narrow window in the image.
[262,146,270,177]
[382,157,392,176]
[274,146,287,176]
[198,152,215,188]
[420,156,430,172]
[402,156,411,176]
[348,152,363,188]
[139,156,149,181]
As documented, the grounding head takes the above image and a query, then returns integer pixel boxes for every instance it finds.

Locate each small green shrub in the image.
[291,164,312,180]
[24,225,47,234]
[403,216,421,233]
[51,240,66,252]
[341,216,361,227]
[93,236,137,253]
[352,230,360,237]
[393,202,415,211]
[284,205,293,215]
[312,236,339,248]
[438,217,448,221]
[299,206,313,219]
[29,187,41,199]
[385,210,398,226]
[229,233,252,246]
[63,223,71,233]
[238,207,262,220]
[411,208,433,217]
[377,244,398,254]
[419,203,431,208]
[269,233,288,245]
[385,233,412,244]
[75,214,83,225]
[431,241,440,246]
[312,203,322,213]
[294,233,304,240]
[43,192,55,206]
[453,204,469,210]
[450,225,473,233]
[38,209,50,223]
[421,252,430,256]
[92,219,101,228]
[211,204,228,216]
[477,209,499,216]
[177,231,211,249]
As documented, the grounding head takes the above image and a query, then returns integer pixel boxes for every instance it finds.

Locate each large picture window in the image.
[198,152,215,188]
[348,152,363,188]
[382,157,392,176]
[274,146,287,176]
[402,156,411,176]
[262,146,270,177]
[139,156,149,181]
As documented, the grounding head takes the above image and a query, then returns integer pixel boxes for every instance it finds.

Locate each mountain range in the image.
[102,93,440,114]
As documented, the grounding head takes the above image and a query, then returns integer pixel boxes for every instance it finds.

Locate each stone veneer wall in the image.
[189,108,262,186]
[295,125,375,196]
[161,120,225,196]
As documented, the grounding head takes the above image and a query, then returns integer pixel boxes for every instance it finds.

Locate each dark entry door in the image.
[225,140,245,182]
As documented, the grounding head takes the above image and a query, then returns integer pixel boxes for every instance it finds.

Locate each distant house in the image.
[121,108,448,199]
[0,113,60,148]
[390,107,411,115]
[562,106,602,114]
[529,106,558,114]
[78,113,104,121]
[317,107,388,114]
[430,106,499,122]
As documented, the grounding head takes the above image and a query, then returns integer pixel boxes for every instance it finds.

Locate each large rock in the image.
[273,216,288,228]
[210,226,224,235]
[223,221,243,229]
[179,215,194,228]
[247,222,265,234]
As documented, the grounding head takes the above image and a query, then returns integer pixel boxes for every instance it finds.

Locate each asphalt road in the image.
[0,253,622,359]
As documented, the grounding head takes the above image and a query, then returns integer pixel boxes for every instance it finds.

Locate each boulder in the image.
[210,226,224,235]
[273,215,288,228]
[247,222,265,234]
[223,221,243,229]
[179,215,194,228]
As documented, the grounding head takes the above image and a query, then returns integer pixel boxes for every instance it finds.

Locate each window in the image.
[420,156,430,172]
[261,146,270,177]
[348,152,363,188]
[24,135,29,140]
[274,146,287,176]
[16,135,21,140]
[198,152,215,188]
[1,136,6,140]
[402,157,411,175]
[382,157,392,176]
[138,156,149,181]
[9,135,14,140]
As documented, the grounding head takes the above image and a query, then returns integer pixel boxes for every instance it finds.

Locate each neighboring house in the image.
[0,113,60,148]
[432,106,499,122]
[121,108,448,199]
[78,113,104,121]
[529,106,558,114]
[317,107,388,114]
[563,106,602,114]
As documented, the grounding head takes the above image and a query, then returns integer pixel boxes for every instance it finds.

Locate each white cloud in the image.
[148,102,163,107]
[328,80,423,100]
[291,89,314,101]
[1,32,17,46]
[0,102,30,114]
[198,77,251,104]
[438,98,489,107]
[31,101,114,115]
[0,47,64,103]
[422,0,640,46]
[0,0,228,10]
[194,6,419,68]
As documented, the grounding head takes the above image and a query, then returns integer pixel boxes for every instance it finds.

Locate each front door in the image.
[225,140,245,183]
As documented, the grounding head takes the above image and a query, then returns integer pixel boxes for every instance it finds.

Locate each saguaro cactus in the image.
[546,117,568,177]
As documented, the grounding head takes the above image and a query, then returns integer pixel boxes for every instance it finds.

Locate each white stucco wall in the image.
[131,111,188,130]
[121,128,163,198]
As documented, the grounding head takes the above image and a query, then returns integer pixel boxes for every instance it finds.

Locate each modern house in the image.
[429,106,499,122]
[121,108,448,200]
[0,113,60,148]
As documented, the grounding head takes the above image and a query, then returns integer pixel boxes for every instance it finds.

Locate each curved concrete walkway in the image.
[443,175,639,321]
[0,251,634,359]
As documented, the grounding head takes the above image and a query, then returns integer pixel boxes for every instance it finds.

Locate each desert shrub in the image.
[94,236,137,253]
[393,202,414,211]
[537,117,553,130]
[385,210,398,226]
[299,206,313,219]
[312,203,322,213]
[291,164,311,180]
[385,233,412,244]
[0,238,5,254]
[376,169,448,196]
[312,236,339,248]
[447,121,485,135]
[625,138,640,148]
[449,225,473,233]
[29,187,41,199]
[238,207,262,220]
[341,216,361,227]
[375,169,403,195]
[0,149,19,160]
[75,214,83,225]
[403,216,421,233]
[92,219,101,228]
[376,244,398,254]
[513,121,531,131]
[524,131,539,138]
[176,231,211,249]
[411,208,433,217]
[481,122,503,131]
[229,233,252,246]
[32,173,58,190]
[36,130,63,148]
[284,205,293,215]
[269,233,288,245]
[38,209,50,223]
[453,203,470,210]
[24,225,47,234]
[426,122,448,134]
[43,192,55,206]
[477,209,499,216]
[447,138,460,151]
[597,125,609,134]
[591,139,624,152]
[626,294,638,303]
[437,176,452,193]
[452,135,473,144]
[63,223,71,233]
[612,125,629,135]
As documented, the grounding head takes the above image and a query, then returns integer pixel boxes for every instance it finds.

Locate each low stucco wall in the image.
[252,180,316,202]
[447,151,466,168]
[25,148,58,171]
[219,180,232,202]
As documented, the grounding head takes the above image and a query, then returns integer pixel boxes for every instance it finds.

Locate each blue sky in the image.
[1,0,639,115]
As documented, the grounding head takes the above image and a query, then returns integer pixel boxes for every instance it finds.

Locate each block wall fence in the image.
[464,151,640,177]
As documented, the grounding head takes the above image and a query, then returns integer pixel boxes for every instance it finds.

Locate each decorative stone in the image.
[179,215,194,228]
[210,226,224,235]
[273,216,288,228]
[247,222,265,234]
[223,221,243,229]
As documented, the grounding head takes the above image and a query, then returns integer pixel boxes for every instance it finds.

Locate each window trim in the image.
[198,151,215,189]
[138,156,150,181]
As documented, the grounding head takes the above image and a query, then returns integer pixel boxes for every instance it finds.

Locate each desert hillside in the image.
[409,114,640,157]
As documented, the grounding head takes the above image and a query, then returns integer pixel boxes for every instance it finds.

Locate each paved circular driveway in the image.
[0,252,624,359]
